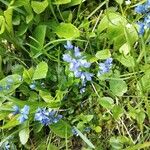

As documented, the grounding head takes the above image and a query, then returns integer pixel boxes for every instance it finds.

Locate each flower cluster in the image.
[34,108,62,126]
[134,0,150,35]
[12,105,62,126]
[12,105,30,123]
[98,58,113,76]
[18,105,30,123]
[63,41,93,93]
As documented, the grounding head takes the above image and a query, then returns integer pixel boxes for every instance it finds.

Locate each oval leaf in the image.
[33,62,48,80]
[50,120,72,138]
[31,0,48,14]
[0,74,22,96]
[55,23,80,39]
[52,0,71,5]
[95,49,111,60]
[98,97,114,109]
[109,79,127,96]
[19,122,30,145]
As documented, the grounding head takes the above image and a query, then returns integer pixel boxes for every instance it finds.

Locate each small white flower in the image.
[126,23,132,29]
[125,0,131,5]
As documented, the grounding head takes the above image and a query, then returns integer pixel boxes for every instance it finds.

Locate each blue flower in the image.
[135,5,146,14]
[29,83,36,90]
[105,58,113,65]
[144,13,150,28]
[80,72,93,87]
[74,46,81,57]
[4,141,10,150]
[69,59,80,72]
[18,105,30,123]
[138,22,145,35]
[12,105,20,115]
[98,58,113,76]
[82,72,93,81]
[79,59,91,68]
[84,127,91,132]
[145,0,150,10]
[80,87,86,94]
[34,108,50,125]
[34,108,62,126]
[72,128,78,136]
[134,0,150,35]
[64,41,73,50]
[62,42,93,93]
[74,70,82,78]
[62,54,72,62]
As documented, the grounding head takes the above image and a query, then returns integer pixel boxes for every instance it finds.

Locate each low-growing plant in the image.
[0,0,150,149]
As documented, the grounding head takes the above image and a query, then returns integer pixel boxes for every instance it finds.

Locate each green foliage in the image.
[98,97,114,109]
[0,75,22,96]
[32,61,48,80]
[109,79,128,97]
[55,23,80,39]
[50,120,72,138]
[0,0,150,149]
[74,127,95,149]
[19,121,29,145]
[31,0,48,14]
[95,49,111,60]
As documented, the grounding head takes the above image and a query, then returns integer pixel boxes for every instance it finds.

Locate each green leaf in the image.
[23,68,34,84]
[16,24,28,36]
[73,127,95,149]
[112,105,124,119]
[47,143,59,150]
[136,111,145,130]
[97,12,137,49]
[55,23,80,39]
[0,115,19,129]
[110,137,123,150]
[124,142,150,150]
[119,43,130,56]
[33,25,47,48]
[95,49,111,60]
[4,7,13,33]
[98,97,114,109]
[141,70,150,91]
[52,0,71,5]
[116,55,135,67]
[98,12,127,34]
[12,0,33,23]
[30,25,47,57]
[109,79,127,96]
[19,121,30,145]
[39,90,53,103]
[31,0,48,14]
[0,16,5,34]
[50,120,72,138]
[115,0,123,5]
[67,0,84,7]
[0,74,22,96]
[33,62,48,80]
